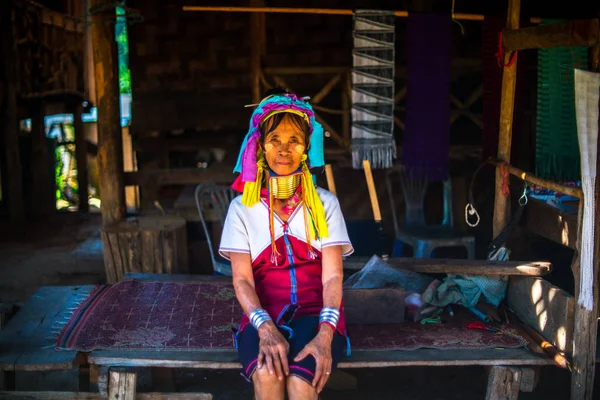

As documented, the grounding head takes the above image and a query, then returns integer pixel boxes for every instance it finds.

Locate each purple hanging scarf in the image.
[402,13,452,181]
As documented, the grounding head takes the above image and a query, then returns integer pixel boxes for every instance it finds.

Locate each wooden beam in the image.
[0,0,25,222]
[183,6,541,23]
[503,19,599,52]
[123,167,235,187]
[522,199,578,249]
[30,100,55,215]
[343,257,551,276]
[311,73,341,104]
[570,43,600,400]
[493,0,521,238]
[74,101,89,213]
[263,66,348,75]
[91,0,125,226]
[0,392,213,399]
[488,159,583,198]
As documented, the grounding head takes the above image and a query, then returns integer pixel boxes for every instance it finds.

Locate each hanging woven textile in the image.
[536,20,588,181]
[351,10,396,170]
[401,13,452,181]
[574,69,600,311]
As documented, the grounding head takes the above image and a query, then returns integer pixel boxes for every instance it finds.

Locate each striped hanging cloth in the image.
[351,10,397,170]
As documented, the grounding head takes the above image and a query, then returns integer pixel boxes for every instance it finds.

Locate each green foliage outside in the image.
[116,7,131,94]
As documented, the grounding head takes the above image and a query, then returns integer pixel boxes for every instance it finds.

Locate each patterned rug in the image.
[55,280,527,352]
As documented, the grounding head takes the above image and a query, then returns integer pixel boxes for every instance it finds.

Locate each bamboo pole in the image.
[182,6,541,23]
[362,160,381,222]
[488,160,583,199]
[492,0,521,239]
[324,164,337,196]
[363,159,388,259]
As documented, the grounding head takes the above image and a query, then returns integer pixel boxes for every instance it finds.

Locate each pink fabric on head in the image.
[240,132,260,183]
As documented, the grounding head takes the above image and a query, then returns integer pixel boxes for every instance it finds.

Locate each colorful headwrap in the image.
[234,93,325,182]
[232,92,328,263]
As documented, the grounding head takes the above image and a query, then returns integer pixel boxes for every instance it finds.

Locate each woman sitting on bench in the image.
[219,87,354,400]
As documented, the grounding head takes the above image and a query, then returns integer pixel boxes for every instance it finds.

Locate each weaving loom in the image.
[351,10,396,170]
[536,20,588,181]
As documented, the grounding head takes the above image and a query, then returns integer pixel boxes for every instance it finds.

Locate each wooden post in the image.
[485,366,522,400]
[250,0,266,103]
[492,0,521,238]
[30,100,55,215]
[91,0,125,226]
[108,368,136,400]
[74,101,89,213]
[0,0,25,222]
[570,43,600,400]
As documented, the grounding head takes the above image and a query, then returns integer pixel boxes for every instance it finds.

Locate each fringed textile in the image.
[574,69,600,311]
[536,20,588,181]
[351,10,396,170]
[402,13,452,181]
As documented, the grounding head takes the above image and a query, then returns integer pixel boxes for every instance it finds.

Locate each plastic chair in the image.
[385,165,475,259]
[194,182,237,275]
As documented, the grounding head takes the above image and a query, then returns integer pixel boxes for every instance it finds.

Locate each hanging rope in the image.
[465,160,487,227]
[450,0,465,36]
[495,31,517,68]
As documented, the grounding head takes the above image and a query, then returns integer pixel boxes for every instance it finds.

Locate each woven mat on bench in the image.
[54,280,527,352]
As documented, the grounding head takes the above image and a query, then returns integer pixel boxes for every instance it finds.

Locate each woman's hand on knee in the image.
[293,328,334,393]
[257,322,290,380]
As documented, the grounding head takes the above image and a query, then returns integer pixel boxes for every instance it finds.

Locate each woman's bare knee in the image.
[287,375,318,400]
[252,367,285,400]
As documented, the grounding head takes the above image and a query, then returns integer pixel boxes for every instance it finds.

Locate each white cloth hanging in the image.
[574,69,600,311]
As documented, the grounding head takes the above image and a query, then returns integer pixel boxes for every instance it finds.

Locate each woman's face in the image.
[262,115,307,176]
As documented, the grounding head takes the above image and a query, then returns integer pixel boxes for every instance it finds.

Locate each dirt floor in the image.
[0,212,593,399]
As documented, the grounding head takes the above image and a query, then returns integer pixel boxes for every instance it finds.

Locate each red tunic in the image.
[219,188,353,337]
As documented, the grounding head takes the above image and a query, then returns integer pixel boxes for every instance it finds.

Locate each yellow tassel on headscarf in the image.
[300,156,329,241]
[241,152,268,207]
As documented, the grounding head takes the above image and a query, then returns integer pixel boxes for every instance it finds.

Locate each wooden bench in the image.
[0,260,570,399]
